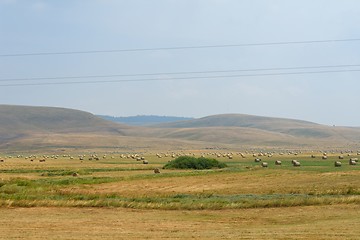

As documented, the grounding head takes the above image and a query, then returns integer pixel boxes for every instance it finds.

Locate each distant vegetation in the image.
[98,115,193,126]
[163,156,227,170]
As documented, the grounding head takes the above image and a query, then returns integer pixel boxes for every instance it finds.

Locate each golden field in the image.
[0,151,359,239]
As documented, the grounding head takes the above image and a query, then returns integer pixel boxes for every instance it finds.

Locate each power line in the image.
[0,69,359,87]
[1,64,360,82]
[1,38,360,57]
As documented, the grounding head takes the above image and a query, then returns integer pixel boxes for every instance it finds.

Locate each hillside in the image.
[0,105,130,134]
[153,114,345,138]
[1,105,360,151]
[144,113,360,147]
[0,105,132,151]
[0,105,207,151]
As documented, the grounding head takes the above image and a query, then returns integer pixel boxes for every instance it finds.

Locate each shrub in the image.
[163,156,227,170]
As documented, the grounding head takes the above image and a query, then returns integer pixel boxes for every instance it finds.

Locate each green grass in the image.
[1,189,359,209]
[0,153,359,209]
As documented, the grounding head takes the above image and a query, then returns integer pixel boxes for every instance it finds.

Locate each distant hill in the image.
[0,105,130,134]
[1,105,360,151]
[0,105,134,151]
[153,113,318,129]
[149,113,360,145]
[152,114,333,138]
[0,105,200,151]
[98,115,193,126]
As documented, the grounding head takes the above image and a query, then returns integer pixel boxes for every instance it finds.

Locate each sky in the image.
[0,0,360,126]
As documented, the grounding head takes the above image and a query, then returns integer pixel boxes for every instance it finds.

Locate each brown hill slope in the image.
[0,105,130,134]
[152,113,360,139]
[1,106,360,151]
[0,105,207,151]
[0,105,131,150]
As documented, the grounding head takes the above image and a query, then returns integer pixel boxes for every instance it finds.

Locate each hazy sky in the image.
[1,0,360,126]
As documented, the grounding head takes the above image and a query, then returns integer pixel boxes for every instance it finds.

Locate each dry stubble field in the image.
[0,151,359,239]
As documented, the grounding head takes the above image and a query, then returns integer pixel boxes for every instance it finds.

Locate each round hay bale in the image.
[275,160,282,165]
[334,161,342,167]
[349,160,357,165]
[154,168,160,174]
[261,162,268,167]
[292,161,300,167]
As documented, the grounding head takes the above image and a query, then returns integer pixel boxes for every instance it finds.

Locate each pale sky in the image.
[1,0,360,126]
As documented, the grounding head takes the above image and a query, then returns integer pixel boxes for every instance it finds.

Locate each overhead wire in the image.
[1,38,359,87]
[1,64,360,82]
[1,38,360,57]
[0,68,359,87]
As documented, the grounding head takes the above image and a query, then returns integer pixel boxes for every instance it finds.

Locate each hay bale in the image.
[334,161,342,167]
[349,160,357,165]
[292,160,300,167]
[154,168,160,174]
[261,162,268,167]
[293,162,301,167]
[275,160,282,165]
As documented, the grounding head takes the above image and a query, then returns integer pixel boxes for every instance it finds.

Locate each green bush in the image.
[163,156,227,170]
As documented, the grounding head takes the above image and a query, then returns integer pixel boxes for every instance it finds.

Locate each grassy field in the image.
[0,205,359,240]
[0,151,359,239]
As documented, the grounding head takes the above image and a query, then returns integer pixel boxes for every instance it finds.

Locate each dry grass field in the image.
[0,151,359,239]
[0,205,359,240]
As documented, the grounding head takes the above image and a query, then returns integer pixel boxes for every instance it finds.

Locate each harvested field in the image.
[0,152,359,239]
[0,205,359,240]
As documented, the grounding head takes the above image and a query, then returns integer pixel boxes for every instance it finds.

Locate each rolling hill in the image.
[148,114,360,146]
[152,114,341,138]
[0,105,130,134]
[1,105,360,152]
[0,105,205,152]
[0,105,129,151]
